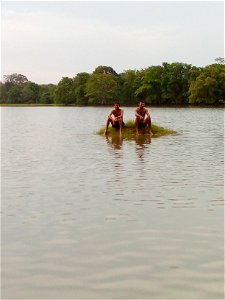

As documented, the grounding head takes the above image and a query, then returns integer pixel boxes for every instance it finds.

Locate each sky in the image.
[1,1,224,84]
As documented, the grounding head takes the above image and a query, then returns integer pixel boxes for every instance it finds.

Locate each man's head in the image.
[138,101,145,108]
[114,103,120,110]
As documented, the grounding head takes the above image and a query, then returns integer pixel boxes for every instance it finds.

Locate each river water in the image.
[1,106,224,299]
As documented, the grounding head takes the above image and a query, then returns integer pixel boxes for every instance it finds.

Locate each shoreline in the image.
[0,104,224,108]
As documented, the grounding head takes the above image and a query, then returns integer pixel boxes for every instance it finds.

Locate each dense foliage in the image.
[1,59,224,106]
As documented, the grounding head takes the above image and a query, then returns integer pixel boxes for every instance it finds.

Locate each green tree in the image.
[120,70,143,105]
[2,73,29,104]
[135,66,163,105]
[73,72,90,105]
[54,77,76,105]
[39,92,52,104]
[21,82,40,103]
[188,66,202,83]
[3,73,28,91]
[86,73,119,105]
[189,64,225,105]
[93,65,118,75]
[39,84,56,104]
[160,62,193,105]
[0,82,8,104]
[8,86,22,103]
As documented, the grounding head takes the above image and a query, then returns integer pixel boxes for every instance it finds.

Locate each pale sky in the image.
[1,1,224,84]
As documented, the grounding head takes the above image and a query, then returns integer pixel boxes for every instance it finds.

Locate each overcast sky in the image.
[1,1,224,84]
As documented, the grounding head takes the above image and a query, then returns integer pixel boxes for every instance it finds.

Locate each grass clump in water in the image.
[97,119,176,139]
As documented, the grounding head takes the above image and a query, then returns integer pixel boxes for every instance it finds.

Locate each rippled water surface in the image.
[1,107,224,299]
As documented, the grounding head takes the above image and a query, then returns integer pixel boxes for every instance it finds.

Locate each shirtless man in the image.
[135,100,153,135]
[104,103,124,135]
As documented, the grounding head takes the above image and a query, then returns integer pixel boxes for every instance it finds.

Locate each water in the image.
[1,106,224,299]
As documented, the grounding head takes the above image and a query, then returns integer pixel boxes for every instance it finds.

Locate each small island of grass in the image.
[97,120,176,139]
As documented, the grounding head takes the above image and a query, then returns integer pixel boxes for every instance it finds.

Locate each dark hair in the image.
[114,102,120,106]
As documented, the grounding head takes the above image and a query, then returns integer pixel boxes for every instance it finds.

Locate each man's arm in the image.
[108,110,114,118]
[135,108,144,119]
[135,108,140,118]
[145,108,150,117]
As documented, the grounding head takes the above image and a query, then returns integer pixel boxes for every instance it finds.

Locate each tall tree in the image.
[2,73,28,103]
[120,70,143,105]
[0,82,7,104]
[39,84,56,104]
[21,82,40,103]
[86,73,119,105]
[54,77,76,105]
[135,66,163,105]
[73,72,90,105]
[3,73,28,91]
[93,65,118,75]
[189,64,225,105]
[7,86,22,104]
[161,62,193,105]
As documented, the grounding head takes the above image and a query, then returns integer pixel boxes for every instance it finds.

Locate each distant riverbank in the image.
[1,103,224,108]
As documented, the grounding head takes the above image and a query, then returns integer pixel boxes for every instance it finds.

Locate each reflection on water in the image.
[1,107,224,299]
[106,134,123,150]
[135,134,151,147]
[106,133,151,162]
[135,134,151,161]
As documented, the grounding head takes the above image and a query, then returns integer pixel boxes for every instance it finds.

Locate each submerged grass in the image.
[97,119,176,139]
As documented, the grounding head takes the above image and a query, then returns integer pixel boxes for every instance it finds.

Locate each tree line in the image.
[1,59,224,106]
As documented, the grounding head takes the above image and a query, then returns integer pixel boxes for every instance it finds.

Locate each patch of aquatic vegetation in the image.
[97,119,177,139]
